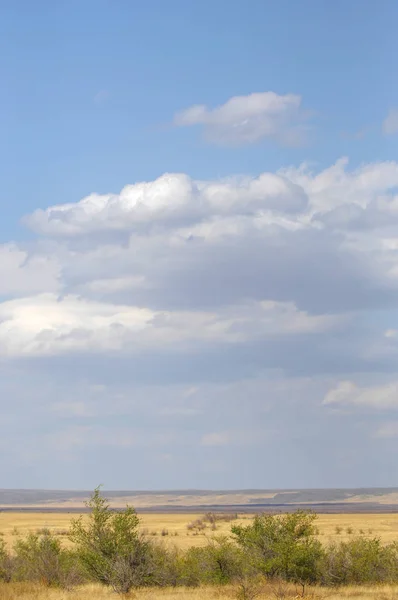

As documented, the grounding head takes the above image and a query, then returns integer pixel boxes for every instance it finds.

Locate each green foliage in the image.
[69,486,153,594]
[231,511,323,585]
[182,536,244,586]
[13,529,80,588]
[149,543,184,587]
[320,537,398,586]
[0,534,13,583]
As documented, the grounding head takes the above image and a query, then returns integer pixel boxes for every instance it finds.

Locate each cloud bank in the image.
[2,157,398,488]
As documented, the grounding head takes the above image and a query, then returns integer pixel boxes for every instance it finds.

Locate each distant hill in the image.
[1,488,398,512]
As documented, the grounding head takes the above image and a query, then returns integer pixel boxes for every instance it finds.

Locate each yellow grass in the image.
[2,511,398,550]
[2,582,398,600]
[0,512,247,550]
[316,513,398,544]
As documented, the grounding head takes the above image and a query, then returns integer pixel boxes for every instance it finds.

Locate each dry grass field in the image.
[2,512,398,599]
[2,511,398,550]
[2,582,398,600]
[0,512,240,550]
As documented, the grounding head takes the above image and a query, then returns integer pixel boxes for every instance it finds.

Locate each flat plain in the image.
[3,508,398,599]
[2,511,398,550]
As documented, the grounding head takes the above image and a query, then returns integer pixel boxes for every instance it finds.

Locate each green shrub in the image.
[231,510,323,586]
[150,543,184,587]
[13,529,81,588]
[320,537,398,585]
[0,534,13,583]
[69,487,155,594]
[181,536,244,586]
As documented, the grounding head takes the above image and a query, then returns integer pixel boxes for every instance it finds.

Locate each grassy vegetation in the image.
[2,490,398,599]
[2,582,398,600]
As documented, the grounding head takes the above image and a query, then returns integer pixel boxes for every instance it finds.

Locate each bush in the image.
[187,519,207,534]
[13,529,81,588]
[320,537,398,586]
[150,543,185,587]
[69,487,155,594]
[0,535,13,583]
[181,536,246,586]
[335,526,342,535]
[231,511,323,586]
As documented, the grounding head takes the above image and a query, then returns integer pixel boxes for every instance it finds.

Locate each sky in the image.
[1,0,398,490]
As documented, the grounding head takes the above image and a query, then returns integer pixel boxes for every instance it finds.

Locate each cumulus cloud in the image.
[22,158,398,320]
[174,92,310,146]
[25,158,398,240]
[383,108,398,135]
[25,171,307,237]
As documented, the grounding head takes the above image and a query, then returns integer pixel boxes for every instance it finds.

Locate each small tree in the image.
[231,510,323,590]
[69,487,153,594]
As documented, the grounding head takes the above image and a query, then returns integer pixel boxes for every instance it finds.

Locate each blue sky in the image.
[1,0,398,489]
[1,0,397,239]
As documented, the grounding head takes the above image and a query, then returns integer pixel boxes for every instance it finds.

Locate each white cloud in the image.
[8,156,398,376]
[0,244,59,296]
[25,158,398,243]
[383,109,398,135]
[84,276,148,294]
[0,294,151,356]
[25,171,307,237]
[0,294,335,357]
[323,381,398,409]
[19,158,398,332]
[3,154,398,488]
[174,91,310,146]
[280,157,398,217]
